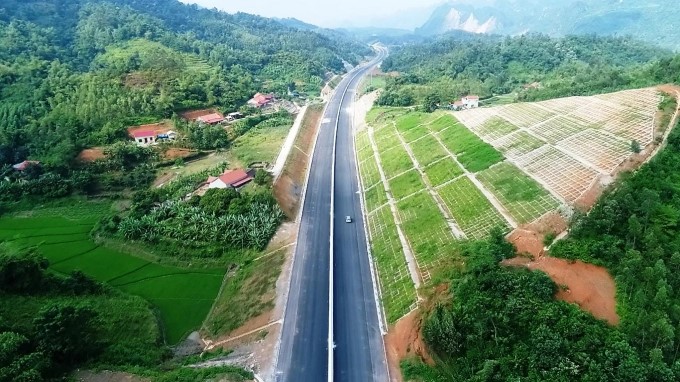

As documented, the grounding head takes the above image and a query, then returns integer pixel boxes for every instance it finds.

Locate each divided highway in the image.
[276,47,389,382]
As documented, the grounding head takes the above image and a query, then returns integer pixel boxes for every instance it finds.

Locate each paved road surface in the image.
[276,48,388,382]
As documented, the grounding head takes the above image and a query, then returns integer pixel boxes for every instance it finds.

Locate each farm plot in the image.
[396,192,459,283]
[438,123,505,172]
[437,177,509,239]
[515,146,599,203]
[424,159,464,187]
[0,212,223,344]
[409,135,448,167]
[477,162,561,224]
[366,206,418,323]
[557,129,631,172]
[493,131,546,159]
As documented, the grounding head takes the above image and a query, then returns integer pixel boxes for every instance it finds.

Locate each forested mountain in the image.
[377,33,680,107]
[416,0,680,51]
[0,0,370,167]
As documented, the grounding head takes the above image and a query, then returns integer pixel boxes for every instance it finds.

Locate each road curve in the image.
[276,48,388,382]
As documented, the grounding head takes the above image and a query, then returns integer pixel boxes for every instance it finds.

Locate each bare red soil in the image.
[127,121,174,137]
[180,108,219,121]
[163,148,196,160]
[384,311,434,382]
[504,255,619,325]
[77,148,106,162]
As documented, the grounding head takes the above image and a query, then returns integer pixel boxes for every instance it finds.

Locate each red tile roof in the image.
[132,130,155,139]
[196,113,225,124]
[214,169,253,187]
[249,93,274,107]
[465,95,480,100]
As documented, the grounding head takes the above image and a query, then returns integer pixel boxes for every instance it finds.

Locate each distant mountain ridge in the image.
[416,1,680,50]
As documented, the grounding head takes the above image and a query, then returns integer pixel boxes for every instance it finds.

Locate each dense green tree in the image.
[199,188,240,215]
[0,249,49,293]
[0,332,45,382]
[33,302,102,367]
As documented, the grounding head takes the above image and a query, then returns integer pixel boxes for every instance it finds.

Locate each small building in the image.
[196,113,225,125]
[13,160,40,171]
[207,169,253,189]
[132,130,156,146]
[247,93,275,108]
[450,100,465,111]
[462,95,480,109]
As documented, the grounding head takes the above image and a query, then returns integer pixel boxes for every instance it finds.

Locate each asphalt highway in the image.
[276,47,388,382]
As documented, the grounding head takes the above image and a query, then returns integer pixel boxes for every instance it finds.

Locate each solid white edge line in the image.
[273,97,332,379]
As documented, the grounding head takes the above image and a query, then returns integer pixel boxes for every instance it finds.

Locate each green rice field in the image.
[0,202,224,344]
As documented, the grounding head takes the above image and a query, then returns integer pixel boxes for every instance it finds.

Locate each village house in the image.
[450,100,465,111]
[207,169,253,189]
[462,95,480,109]
[247,93,275,108]
[196,112,225,125]
[450,95,480,110]
[132,130,156,146]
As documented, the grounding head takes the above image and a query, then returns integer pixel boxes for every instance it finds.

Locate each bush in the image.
[254,169,272,185]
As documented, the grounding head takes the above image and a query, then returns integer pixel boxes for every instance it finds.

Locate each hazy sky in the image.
[179,0,441,28]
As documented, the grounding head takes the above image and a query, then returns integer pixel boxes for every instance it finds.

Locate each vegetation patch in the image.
[424,159,464,188]
[438,123,504,172]
[204,248,286,337]
[229,121,294,166]
[378,144,414,180]
[364,183,389,213]
[396,192,459,282]
[477,162,560,224]
[438,177,508,239]
[366,206,417,324]
[389,170,426,201]
[477,116,519,138]
[409,135,448,167]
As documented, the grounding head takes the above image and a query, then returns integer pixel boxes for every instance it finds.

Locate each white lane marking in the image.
[328,50,385,382]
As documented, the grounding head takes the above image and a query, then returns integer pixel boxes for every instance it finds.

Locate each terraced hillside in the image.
[357,87,668,323]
